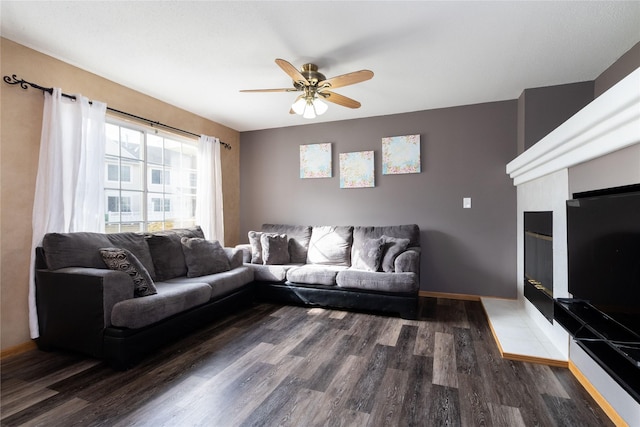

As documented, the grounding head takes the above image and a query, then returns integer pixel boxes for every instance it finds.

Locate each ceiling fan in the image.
[240,58,374,119]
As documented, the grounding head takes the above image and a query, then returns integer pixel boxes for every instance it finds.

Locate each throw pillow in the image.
[352,237,385,271]
[248,231,263,264]
[99,247,157,297]
[261,224,312,264]
[260,233,290,265]
[380,235,410,272]
[145,227,204,281]
[306,226,353,266]
[181,237,230,277]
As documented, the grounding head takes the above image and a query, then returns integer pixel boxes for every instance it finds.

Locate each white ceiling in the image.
[2,1,639,132]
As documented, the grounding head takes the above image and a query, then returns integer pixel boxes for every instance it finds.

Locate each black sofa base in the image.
[38,284,255,370]
[103,285,255,369]
[254,282,419,320]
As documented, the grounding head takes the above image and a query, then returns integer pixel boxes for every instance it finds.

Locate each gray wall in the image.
[594,41,640,98]
[519,81,594,154]
[240,100,518,298]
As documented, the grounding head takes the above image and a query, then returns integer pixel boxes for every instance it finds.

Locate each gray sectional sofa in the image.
[34,223,421,368]
[238,224,421,319]
[35,226,254,369]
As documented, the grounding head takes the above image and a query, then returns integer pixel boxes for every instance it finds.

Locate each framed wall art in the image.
[300,143,332,178]
[382,134,421,175]
[339,150,375,188]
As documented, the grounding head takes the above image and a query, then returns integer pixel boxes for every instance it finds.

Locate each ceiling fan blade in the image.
[275,58,309,86]
[318,70,373,89]
[239,88,298,93]
[320,91,361,109]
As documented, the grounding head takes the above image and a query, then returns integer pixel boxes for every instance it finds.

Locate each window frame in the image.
[104,117,198,233]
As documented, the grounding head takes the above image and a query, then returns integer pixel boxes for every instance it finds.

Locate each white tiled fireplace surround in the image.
[482,67,640,423]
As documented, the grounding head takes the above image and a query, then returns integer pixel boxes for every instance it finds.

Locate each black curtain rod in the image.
[3,74,232,150]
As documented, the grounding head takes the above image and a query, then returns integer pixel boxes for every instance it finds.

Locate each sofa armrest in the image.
[224,247,244,269]
[395,248,421,274]
[235,244,252,263]
[35,267,133,357]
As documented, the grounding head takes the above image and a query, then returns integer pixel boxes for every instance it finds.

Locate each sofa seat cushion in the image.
[286,264,348,286]
[336,270,418,294]
[164,266,254,299]
[248,263,301,282]
[110,281,212,329]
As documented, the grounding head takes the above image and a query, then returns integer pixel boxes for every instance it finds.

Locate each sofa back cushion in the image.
[145,226,205,281]
[43,232,155,278]
[306,226,353,266]
[352,225,420,272]
[352,224,420,248]
[262,224,312,264]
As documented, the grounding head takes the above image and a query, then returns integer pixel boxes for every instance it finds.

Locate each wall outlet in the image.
[463,197,472,208]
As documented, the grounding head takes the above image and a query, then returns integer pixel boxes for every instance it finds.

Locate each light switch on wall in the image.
[463,197,472,208]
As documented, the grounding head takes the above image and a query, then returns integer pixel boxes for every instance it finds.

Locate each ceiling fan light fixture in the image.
[313,97,328,115]
[291,97,307,115]
[302,99,317,119]
[292,94,327,119]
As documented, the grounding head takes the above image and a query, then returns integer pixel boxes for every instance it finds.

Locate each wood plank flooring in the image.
[1,298,614,426]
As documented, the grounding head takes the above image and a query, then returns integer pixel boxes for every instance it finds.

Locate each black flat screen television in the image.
[566,183,640,334]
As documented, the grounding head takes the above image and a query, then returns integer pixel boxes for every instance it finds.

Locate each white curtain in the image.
[28,89,107,338]
[196,135,224,243]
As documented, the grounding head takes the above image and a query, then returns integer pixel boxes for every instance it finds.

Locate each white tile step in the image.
[481,297,567,367]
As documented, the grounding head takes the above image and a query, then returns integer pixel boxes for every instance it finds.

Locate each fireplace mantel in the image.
[506,67,640,186]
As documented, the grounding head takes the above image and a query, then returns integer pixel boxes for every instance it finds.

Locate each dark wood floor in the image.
[1,298,613,426]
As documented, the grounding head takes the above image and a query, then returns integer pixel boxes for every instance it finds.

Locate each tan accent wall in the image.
[0,38,240,351]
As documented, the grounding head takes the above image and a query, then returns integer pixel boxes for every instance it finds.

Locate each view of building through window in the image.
[105,119,198,233]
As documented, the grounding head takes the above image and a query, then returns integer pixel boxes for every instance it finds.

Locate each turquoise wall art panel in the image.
[382,134,421,175]
[339,150,375,188]
[300,143,332,178]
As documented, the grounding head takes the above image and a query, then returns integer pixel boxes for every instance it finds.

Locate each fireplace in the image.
[524,211,553,322]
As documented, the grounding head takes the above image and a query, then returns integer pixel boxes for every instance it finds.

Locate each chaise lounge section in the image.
[35,226,254,369]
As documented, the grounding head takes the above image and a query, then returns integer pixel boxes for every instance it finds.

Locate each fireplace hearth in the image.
[524,211,553,322]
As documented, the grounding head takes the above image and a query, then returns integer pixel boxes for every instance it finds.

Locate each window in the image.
[107,196,131,213]
[105,119,198,233]
[107,164,131,182]
[150,169,170,185]
[151,197,171,212]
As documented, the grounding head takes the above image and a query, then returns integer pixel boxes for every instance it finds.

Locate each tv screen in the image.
[567,184,640,334]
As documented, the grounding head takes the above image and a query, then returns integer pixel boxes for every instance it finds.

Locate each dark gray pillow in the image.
[262,224,312,264]
[181,237,230,277]
[380,235,410,272]
[248,231,263,264]
[99,247,157,297]
[146,227,205,281]
[260,233,290,265]
[352,237,385,271]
